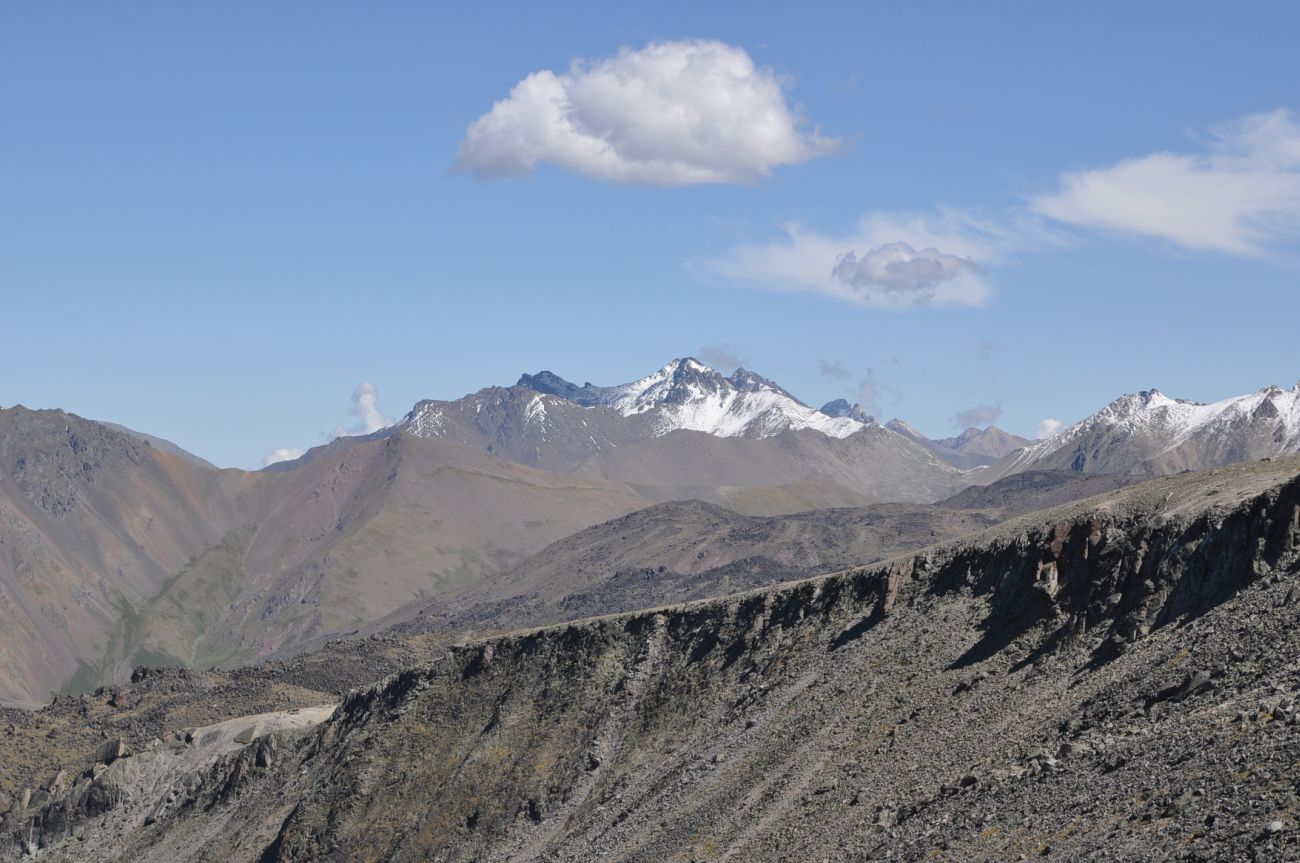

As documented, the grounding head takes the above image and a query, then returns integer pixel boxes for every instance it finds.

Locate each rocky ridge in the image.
[6,458,1299,861]
[1001,383,1300,475]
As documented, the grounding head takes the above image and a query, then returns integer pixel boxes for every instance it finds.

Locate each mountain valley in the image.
[4,364,1300,708]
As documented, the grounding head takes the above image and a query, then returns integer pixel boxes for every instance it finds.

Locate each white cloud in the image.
[453,40,836,185]
[714,108,1300,309]
[714,209,1021,307]
[832,243,983,305]
[333,382,394,438]
[263,447,305,467]
[264,382,395,469]
[1036,418,1063,439]
[1033,109,1300,254]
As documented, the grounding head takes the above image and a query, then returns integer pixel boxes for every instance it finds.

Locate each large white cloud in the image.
[1033,109,1300,254]
[453,40,836,185]
[713,209,1023,307]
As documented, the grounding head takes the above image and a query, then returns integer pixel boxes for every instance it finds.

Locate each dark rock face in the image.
[819,399,873,423]
[515,371,613,407]
[9,460,1300,862]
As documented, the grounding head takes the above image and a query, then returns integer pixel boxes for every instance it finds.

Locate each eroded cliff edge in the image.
[8,458,1300,862]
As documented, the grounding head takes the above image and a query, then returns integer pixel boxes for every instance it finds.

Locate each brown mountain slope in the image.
[0,407,258,705]
[90,432,651,682]
[0,407,657,703]
[885,420,1032,469]
[0,402,971,703]
[7,459,1298,860]
[575,425,968,512]
[383,499,998,641]
[937,469,1145,516]
[252,469,1155,698]
[99,422,218,470]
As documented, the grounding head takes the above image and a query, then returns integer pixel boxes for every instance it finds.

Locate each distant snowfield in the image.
[602,359,866,439]
[1006,383,1300,473]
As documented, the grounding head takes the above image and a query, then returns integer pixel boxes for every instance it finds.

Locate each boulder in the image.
[95,738,131,765]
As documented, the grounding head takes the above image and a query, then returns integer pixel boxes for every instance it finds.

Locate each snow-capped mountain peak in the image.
[605,358,730,414]
[520,358,871,440]
[1005,382,1300,474]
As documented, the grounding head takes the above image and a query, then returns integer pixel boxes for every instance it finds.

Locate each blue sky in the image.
[3,1,1299,468]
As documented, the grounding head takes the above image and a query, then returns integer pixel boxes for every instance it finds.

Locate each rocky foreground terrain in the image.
[1,457,1298,860]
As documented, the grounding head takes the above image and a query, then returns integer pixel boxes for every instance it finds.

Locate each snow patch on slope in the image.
[1006,383,1300,472]
[600,358,868,439]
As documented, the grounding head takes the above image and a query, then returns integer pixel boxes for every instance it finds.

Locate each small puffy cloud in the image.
[953,402,1003,428]
[831,243,983,305]
[263,447,305,467]
[698,344,748,372]
[453,40,836,185]
[1036,418,1063,439]
[1033,109,1300,254]
[333,382,395,438]
[265,382,395,469]
[817,359,852,380]
[714,209,1019,308]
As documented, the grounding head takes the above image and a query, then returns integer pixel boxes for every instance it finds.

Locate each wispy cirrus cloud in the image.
[454,40,836,186]
[713,109,1300,309]
[1033,109,1300,254]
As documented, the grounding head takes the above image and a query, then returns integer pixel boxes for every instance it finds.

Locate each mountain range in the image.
[5,457,1299,861]
[1000,382,1300,475]
[885,418,1031,469]
[1,359,1298,704]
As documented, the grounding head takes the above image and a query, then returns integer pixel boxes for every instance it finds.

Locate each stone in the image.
[95,737,131,765]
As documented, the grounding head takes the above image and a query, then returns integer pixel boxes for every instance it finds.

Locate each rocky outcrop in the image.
[9,460,1300,861]
[0,706,333,857]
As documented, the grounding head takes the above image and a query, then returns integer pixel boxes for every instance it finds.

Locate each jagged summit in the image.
[514,371,616,407]
[516,357,870,439]
[1003,382,1300,474]
[884,418,1030,469]
[939,425,1032,460]
[819,398,873,423]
